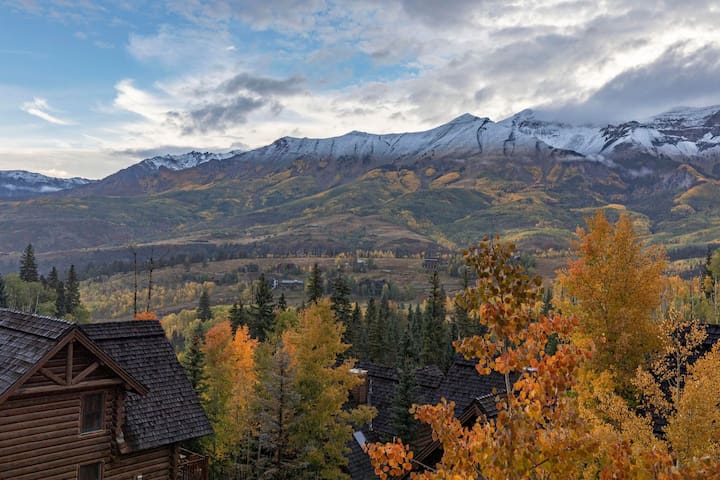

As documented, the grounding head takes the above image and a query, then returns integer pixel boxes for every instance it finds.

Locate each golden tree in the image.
[555,210,666,392]
[369,237,593,479]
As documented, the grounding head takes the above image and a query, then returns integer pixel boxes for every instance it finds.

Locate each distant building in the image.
[0,309,212,480]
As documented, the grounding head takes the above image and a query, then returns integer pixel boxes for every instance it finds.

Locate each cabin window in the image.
[78,462,102,480]
[81,393,104,433]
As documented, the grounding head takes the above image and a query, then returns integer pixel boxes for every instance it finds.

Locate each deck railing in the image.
[178,447,209,480]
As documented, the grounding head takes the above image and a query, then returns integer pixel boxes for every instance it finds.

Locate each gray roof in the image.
[0,309,74,399]
[82,321,213,451]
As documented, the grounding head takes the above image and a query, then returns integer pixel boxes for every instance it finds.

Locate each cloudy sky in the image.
[1,0,720,178]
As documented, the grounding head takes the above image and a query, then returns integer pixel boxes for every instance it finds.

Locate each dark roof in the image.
[346,430,380,480]
[431,357,507,416]
[82,321,213,451]
[0,309,74,399]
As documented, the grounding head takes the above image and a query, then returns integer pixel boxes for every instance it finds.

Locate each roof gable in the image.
[82,321,213,451]
[0,309,146,405]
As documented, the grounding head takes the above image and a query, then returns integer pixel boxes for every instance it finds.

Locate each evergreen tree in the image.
[306,263,323,304]
[65,265,80,314]
[278,291,287,311]
[229,300,248,333]
[19,243,38,282]
[409,304,423,357]
[47,266,59,291]
[366,297,385,364]
[254,341,301,479]
[181,323,207,396]
[0,274,7,308]
[391,327,418,442]
[196,289,213,322]
[251,273,275,341]
[420,270,449,369]
[330,272,352,343]
[55,281,66,318]
[349,302,365,359]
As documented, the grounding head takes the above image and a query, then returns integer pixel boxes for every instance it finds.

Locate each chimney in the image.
[349,368,368,405]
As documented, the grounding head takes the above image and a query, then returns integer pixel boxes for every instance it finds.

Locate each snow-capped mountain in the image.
[138,150,243,171]
[505,106,720,162]
[0,171,93,199]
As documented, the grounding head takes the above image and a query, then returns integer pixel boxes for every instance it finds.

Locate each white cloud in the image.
[20,98,73,125]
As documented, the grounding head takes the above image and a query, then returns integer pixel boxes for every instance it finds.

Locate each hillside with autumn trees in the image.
[127,208,720,479]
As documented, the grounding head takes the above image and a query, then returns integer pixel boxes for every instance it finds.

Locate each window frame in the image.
[80,391,105,434]
[77,461,103,480]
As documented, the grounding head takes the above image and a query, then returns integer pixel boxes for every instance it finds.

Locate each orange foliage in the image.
[134,311,158,320]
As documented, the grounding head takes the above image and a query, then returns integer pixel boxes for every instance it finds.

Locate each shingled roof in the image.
[0,309,74,400]
[82,321,213,452]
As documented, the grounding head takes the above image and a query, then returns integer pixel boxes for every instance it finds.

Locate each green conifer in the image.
[251,273,275,341]
[196,289,213,322]
[55,281,66,318]
[65,265,81,314]
[306,263,323,304]
[19,243,38,282]
[181,323,207,396]
[420,270,449,368]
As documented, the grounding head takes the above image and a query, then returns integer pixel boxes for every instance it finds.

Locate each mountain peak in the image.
[446,113,484,124]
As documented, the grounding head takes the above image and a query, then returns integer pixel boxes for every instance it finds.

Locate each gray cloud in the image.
[539,43,720,124]
[168,96,267,134]
[218,73,304,96]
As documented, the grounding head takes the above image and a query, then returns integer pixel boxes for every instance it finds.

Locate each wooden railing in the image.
[178,448,209,480]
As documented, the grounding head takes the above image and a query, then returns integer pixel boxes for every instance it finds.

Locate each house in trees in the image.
[0,309,212,480]
[346,358,507,479]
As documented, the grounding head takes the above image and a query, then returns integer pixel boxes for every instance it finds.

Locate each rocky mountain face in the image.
[0,171,93,199]
[2,106,720,261]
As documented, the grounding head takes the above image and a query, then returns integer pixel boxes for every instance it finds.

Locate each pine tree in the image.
[197,289,213,322]
[251,273,275,341]
[65,265,80,314]
[19,243,38,282]
[420,270,449,368]
[229,300,248,333]
[330,272,352,343]
[391,328,418,442]
[181,322,207,396]
[349,302,365,359]
[55,281,66,318]
[366,297,385,364]
[306,263,323,304]
[278,292,287,311]
[47,266,59,291]
[254,341,301,479]
[0,274,7,308]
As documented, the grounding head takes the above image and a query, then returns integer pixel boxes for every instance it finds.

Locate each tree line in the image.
[0,243,86,320]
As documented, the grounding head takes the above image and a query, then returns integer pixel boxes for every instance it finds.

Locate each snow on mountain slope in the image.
[238,112,575,169]
[140,150,243,171]
[0,171,93,198]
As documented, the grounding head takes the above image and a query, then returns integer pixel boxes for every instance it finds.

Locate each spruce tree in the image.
[65,265,80,314]
[47,266,59,291]
[181,323,207,396]
[391,327,418,442]
[229,300,248,333]
[251,273,275,341]
[196,289,213,322]
[330,272,352,343]
[420,270,449,368]
[278,292,287,311]
[349,302,365,359]
[19,243,38,282]
[306,263,323,304]
[55,281,66,318]
[254,341,300,478]
[366,297,385,364]
[0,273,8,308]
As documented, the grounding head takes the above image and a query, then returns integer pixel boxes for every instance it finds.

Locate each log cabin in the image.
[0,309,213,480]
